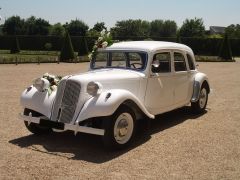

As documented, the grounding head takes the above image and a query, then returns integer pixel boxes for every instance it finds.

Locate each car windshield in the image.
[90,51,148,71]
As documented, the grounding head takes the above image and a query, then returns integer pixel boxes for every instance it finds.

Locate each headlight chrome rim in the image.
[87,81,102,96]
[33,78,50,92]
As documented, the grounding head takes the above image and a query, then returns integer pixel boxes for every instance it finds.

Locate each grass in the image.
[195,55,236,62]
[0,50,89,64]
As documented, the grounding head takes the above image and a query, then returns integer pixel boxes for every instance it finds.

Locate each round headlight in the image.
[87,81,102,96]
[33,78,50,92]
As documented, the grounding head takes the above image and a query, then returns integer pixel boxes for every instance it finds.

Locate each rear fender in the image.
[191,72,210,102]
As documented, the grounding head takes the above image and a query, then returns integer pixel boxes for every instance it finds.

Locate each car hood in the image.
[67,68,144,96]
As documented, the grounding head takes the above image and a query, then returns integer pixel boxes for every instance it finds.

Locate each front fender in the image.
[191,72,210,102]
[20,86,56,118]
[76,89,154,123]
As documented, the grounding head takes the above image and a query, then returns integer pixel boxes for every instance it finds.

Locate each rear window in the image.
[187,54,195,70]
[174,52,187,72]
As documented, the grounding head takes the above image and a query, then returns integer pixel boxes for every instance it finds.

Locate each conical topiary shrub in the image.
[60,31,75,62]
[218,33,232,61]
[10,36,20,54]
[78,37,89,57]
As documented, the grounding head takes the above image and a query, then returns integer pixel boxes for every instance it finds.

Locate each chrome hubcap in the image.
[199,88,207,109]
[114,113,134,144]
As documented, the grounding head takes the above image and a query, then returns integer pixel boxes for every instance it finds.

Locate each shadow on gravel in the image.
[9,106,207,163]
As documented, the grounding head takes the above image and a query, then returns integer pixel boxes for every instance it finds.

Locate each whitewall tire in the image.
[102,105,136,150]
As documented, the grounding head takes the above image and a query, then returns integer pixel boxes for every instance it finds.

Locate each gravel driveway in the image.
[0,61,240,179]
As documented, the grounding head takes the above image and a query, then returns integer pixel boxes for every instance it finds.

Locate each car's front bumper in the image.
[19,113,105,136]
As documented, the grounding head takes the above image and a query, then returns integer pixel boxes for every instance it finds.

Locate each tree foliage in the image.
[111,19,150,38]
[49,23,65,36]
[24,16,50,35]
[225,24,240,38]
[179,18,205,37]
[60,31,75,62]
[93,22,107,32]
[65,19,89,36]
[150,20,177,37]
[2,16,25,35]
[86,29,100,37]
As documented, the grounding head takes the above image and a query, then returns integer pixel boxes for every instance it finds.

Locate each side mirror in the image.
[151,60,160,73]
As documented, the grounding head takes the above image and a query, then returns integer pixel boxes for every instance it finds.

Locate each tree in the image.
[49,23,65,36]
[150,20,177,37]
[111,19,150,38]
[179,18,205,37]
[60,31,75,62]
[10,36,20,54]
[2,16,25,35]
[218,33,232,61]
[163,20,177,37]
[86,29,100,37]
[225,24,240,38]
[24,16,50,35]
[93,22,107,32]
[65,19,89,36]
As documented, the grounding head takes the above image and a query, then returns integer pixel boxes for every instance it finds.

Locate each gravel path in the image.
[0,62,240,179]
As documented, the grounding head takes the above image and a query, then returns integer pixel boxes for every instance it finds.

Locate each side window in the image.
[152,52,171,73]
[174,52,187,72]
[187,54,195,70]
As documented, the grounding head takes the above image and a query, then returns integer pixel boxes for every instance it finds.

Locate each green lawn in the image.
[0,50,89,64]
[195,55,236,62]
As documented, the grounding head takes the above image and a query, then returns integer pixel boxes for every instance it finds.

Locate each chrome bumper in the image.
[19,113,105,136]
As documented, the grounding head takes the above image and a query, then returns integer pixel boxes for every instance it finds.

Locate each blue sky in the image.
[0,0,239,29]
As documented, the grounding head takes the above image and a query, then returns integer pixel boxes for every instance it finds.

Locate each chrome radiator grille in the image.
[51,79,81,123]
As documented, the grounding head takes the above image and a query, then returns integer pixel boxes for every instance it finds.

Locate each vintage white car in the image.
[19,41,210,149]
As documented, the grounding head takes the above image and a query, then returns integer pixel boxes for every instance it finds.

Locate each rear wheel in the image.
[102,106,136,150]
[191,85,208,114]
[23,108,53,135]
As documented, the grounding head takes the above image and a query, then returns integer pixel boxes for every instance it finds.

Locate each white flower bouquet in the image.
[33,73,62,95]
[88,30,113,59]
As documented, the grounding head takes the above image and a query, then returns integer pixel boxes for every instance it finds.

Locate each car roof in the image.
[107,41,193,53]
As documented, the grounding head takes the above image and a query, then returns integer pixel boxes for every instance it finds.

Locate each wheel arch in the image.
[122,99,149,121]
[202,80,210,94]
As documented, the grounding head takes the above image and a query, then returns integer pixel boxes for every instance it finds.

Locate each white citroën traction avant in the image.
[19,41,210,149]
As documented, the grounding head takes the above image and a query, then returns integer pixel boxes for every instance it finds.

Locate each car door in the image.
[172,51,192,106]
[145,51,175,114]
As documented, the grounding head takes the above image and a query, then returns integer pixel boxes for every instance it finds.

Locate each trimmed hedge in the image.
[218,34,232,60]
[0,35,240,56]
[10,36,20,54]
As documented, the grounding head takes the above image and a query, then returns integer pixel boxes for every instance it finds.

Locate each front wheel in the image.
[191,86,208,114]
[102,106,136,150]
[23,108,53,135]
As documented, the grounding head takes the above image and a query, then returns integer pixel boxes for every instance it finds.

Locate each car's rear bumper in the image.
[19,113,105,136]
